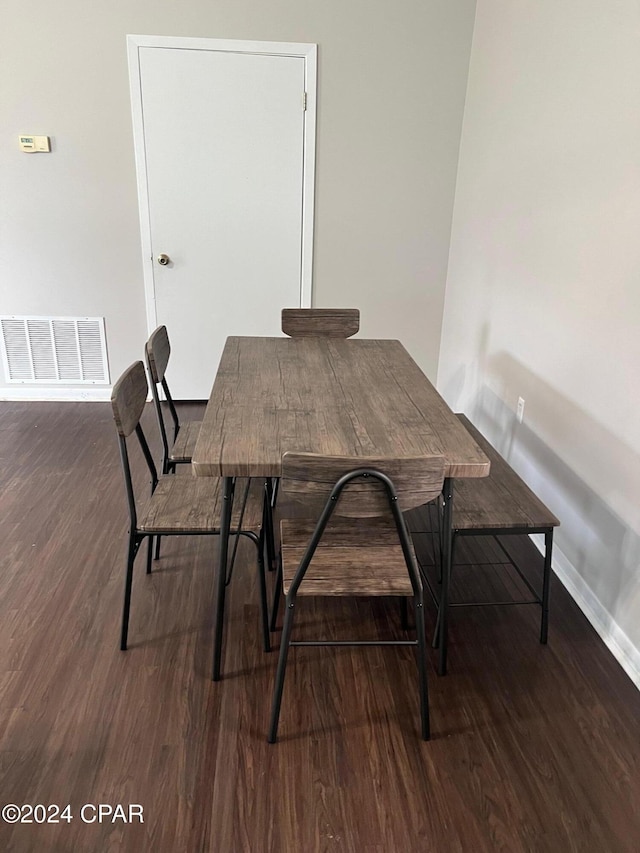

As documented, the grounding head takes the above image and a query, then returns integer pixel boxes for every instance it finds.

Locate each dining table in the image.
[192,335,490,680]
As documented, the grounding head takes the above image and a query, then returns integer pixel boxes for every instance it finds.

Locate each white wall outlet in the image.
[516,396,525,423]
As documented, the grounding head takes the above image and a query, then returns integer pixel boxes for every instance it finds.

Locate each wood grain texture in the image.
[111,360,149,437]
[146,325,171,383]
[1,401,639,852]
[281,307,360,338]
[138,476,262,534]
[169,420,201,464]
[281,518,415,596]
[193,337,490,479]
[454,414,560,530]
[145,326,201,467]
[281,452,445,517]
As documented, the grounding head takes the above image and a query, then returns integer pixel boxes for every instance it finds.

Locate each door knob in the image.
[157,254,171,266]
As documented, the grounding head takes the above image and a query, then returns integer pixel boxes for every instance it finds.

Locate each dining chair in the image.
[281,308,360,338]
[145,325,201,476]
[267,452,445,743]
[145,325,274,573]
[111,360,271,654]
[269,308,361,566]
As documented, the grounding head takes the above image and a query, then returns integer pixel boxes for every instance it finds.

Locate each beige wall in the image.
[439,0,640,681]
[0,0,477,391]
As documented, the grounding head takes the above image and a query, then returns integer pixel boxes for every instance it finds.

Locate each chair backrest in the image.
[146,325,171,384]
[111,361,158,528]
[281,452,445,518]
[145,326,180,468]
[111,360,149,438]
[281,308,360,338]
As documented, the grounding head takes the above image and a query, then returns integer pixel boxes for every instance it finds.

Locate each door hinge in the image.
[302,92,307,111]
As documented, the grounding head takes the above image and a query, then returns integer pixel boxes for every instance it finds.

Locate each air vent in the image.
[0,316,109,384]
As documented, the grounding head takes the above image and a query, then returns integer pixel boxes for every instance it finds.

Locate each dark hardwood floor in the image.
[1,402,638,852]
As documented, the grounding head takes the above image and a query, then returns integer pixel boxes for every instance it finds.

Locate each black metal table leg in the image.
[540,529,553,644]
[212,476,234,681]
[438,477,453,676]
[263,479,277,570]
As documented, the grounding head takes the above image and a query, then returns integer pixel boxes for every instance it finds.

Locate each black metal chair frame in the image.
[144,331,277,575]
[116,420,270,655]
[268,467,430,744]
[145,352,187,477]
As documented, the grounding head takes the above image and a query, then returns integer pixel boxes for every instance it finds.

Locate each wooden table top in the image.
[192,336,490,479]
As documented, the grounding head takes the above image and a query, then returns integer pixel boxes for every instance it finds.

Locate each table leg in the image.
[438,477,453,676]
[263,478,277,570]
[540,528,553,644]
[212,476,235,681]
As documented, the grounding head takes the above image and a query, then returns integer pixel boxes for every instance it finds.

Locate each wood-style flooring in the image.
[0,402,638,852]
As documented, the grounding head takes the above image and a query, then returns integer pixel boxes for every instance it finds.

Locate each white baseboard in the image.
[0,386,112,402]
[531,533,640,691]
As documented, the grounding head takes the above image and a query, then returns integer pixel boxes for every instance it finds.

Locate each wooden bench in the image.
[433,414,560,659]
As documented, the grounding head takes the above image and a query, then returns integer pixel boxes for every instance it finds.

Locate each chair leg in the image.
[540,529,553,644]
[120,538,137,651]
[268,599,296,743]
[270,556,283,632]
[154,535,162,560]
[414,597,430,740]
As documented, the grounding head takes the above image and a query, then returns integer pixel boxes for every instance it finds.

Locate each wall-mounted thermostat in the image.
[19,135,51,153]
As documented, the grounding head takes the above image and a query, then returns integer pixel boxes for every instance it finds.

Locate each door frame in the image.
[127,34,317,335]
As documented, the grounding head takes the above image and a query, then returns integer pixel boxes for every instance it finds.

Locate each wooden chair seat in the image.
[281,519,414,596]
[168,420,202,464]
[138,476,263,534]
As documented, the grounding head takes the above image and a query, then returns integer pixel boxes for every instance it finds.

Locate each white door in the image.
[128,37,316,398]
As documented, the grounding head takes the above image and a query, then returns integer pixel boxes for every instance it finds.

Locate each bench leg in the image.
[433,533,457,650]
[540,529,553,644]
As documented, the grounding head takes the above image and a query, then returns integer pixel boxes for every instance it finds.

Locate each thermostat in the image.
[19,135,51,153]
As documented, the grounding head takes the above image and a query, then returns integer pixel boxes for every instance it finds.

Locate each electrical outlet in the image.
[516,396,525,423]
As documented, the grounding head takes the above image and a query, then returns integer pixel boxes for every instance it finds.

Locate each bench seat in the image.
[430,414,560,665]
[453,414,560,533]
